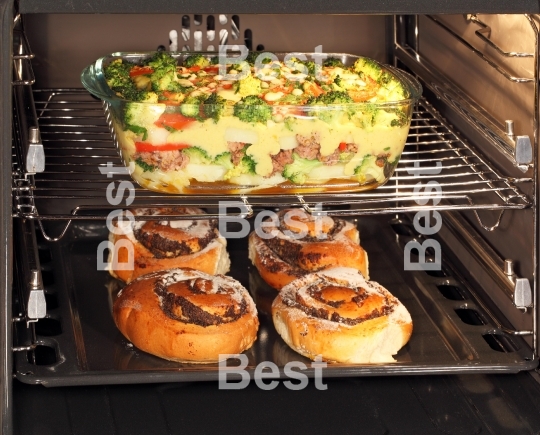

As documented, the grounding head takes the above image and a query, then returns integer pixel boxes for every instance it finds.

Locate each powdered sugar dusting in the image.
[156,268,256,314]
[278,267,411,327]
[169,220,194,229]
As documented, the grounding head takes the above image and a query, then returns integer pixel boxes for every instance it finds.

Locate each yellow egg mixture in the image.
[118,115,409,180]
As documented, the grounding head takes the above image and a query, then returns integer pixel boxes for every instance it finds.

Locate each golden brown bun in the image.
[272,267,412,363]
[248,209,369,290]
[113,268,259,363]
[108,207,230,283]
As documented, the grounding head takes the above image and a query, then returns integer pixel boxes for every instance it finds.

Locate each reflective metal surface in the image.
[13,215,536,386]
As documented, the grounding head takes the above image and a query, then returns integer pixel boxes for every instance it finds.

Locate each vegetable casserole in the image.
[81,51,421,194]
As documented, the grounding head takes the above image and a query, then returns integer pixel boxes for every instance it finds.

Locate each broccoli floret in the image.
[305,61,321,77]
[353,57,383,82]
[354,154,386,184]
[145,51,179,92]
[323,57,346,68]
[308,91,354,105]
[223,153,257,179]
[146,51,177,70]
[179,96,201,118]
[377,70,394,86]
[214,152,234,170]
[182,146,211,164]
[210,56,220,65]
[233,96,272,124]
[373,108,409,127]
[104,59,154,101]
[282,153,323,184]
[308,91,354,124]
[119,87,147,101]
[183,54,210,69]
[236,74,262,97]
[390,111,408,127]
[124,101,166,137]
[246,51,272,66]
[126,125,148,140]
[354,154,373,174]
[352,103,379,128]
[135,158,156,172]
[140,92,159,103]
[331,75,347,92]
[354,60,408,101]
[203,92,227,122]
[245,51,259,66]
[240,154,257,173]
[104,59,133,91]
[377,77,409,102]
[150,75,175,92]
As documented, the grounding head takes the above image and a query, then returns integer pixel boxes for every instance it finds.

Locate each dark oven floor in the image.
[14,372,540,435]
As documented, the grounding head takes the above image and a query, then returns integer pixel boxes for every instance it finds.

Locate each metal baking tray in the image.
[13,214,536,386]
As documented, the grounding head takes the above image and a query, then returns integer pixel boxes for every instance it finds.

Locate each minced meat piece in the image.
[134,151,190,172]
[227,141,246,165]
[271,149,294,174]
[295,133,321,160]
[319,148,340,166]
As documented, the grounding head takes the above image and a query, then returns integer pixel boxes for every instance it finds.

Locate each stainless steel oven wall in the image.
[419,15,537,140]
[23,14,387,88]
[400,14,537,347]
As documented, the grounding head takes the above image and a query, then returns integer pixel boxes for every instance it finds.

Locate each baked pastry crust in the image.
[108,207,230,283]
[272,267,412,363]
[113,268,259,363]
[249,209,368,290]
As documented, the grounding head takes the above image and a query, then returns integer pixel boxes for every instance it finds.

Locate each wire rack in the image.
[12,89,531,240]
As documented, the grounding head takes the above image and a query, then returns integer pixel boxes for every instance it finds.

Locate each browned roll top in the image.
[155,275,249,327]
[113,268,259,363]
[271,267,412,364]
[284,283,395,326]
[133,210,218,259]
[108,207,230,283]
[249,209,369,290]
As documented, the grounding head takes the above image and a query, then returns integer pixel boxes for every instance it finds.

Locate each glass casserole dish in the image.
[81,51,422,194]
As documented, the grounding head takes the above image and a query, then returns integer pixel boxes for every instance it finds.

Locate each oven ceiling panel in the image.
[17,0,540,14]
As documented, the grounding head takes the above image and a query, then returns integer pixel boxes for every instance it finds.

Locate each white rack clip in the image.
[26,127,45,175]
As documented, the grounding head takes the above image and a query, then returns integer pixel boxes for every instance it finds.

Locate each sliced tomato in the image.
[159,91,184,106]
[339,142,347,151]
[135,142,191,152]
[187,65,201,73]
[129,66,154,77]
[221,83,233,90]
[204,65,220,73]
[154,112,196,130]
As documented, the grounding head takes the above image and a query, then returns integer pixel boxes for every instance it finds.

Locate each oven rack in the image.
[12,89,531,240]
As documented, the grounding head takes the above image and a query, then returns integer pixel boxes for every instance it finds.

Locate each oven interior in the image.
[7,9,540,434]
